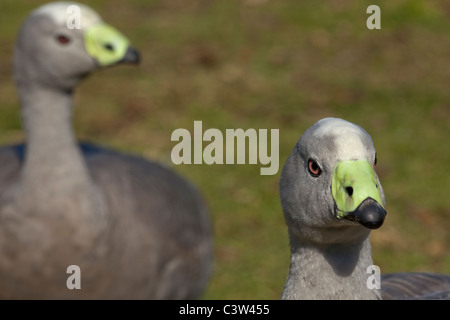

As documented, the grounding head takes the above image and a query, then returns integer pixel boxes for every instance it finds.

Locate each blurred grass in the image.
[0,0,449,299]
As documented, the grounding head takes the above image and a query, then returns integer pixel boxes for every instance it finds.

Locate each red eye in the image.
[56,34,71,45]
[308,159,322,177]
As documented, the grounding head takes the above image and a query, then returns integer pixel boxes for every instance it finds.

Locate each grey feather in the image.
[0,2,212,299]
[382,272,450,300]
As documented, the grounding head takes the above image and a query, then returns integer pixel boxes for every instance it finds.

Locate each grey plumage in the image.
[382,273,450,300]
[280,117,449,300]
[0,2,212,299]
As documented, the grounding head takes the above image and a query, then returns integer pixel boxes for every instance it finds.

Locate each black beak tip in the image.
[121,46,140,64]
[346,198,387,230]
[360,214,385,229]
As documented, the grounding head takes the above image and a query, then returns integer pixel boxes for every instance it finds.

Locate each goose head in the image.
[280,118,386,246]
[13,1,140,91]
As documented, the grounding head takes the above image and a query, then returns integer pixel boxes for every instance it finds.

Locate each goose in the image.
[280,117,450,300]
[0,2,212,299]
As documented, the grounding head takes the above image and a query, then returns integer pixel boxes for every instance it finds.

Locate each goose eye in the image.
[374,153,377,168]
[308,159,322,177]
[56,34,71,45]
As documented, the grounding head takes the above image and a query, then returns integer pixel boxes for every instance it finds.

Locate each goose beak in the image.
[120,46,140,64]
[343,198,386,229]
[85,22,139,66]
[331,160,386,229]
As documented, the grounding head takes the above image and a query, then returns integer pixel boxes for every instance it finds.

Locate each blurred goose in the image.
[280,117,449,299]
[0,2,212,299]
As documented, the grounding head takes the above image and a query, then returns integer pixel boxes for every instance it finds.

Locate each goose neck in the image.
[282,237,381,300]
[16,84,96,213]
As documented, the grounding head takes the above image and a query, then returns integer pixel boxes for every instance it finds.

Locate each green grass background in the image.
[0,0,449,299]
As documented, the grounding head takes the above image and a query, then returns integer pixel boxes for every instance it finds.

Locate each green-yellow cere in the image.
[331,160,384,218]
[84,22,130,66]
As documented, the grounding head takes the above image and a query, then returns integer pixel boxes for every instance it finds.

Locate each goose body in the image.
[280,117,449,300]
[0,2,212,299]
